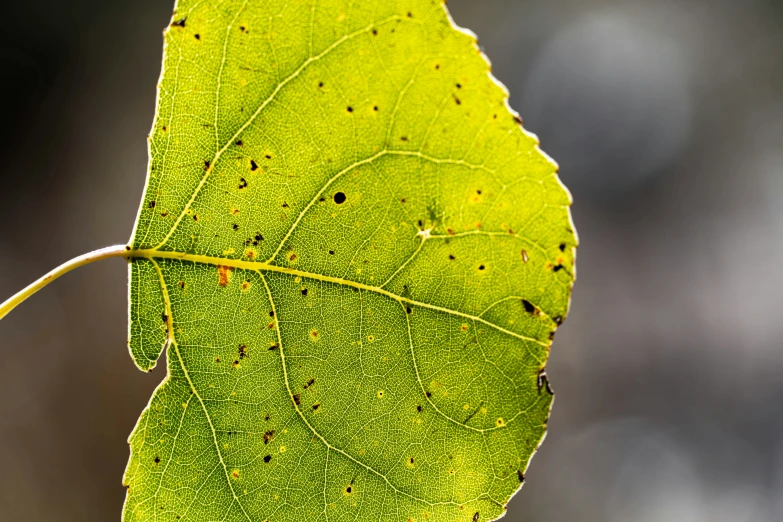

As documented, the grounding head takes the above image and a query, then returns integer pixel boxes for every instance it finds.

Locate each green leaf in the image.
[123,1,576,521]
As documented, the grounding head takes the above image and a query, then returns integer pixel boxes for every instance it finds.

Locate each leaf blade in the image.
[124,1,576,521]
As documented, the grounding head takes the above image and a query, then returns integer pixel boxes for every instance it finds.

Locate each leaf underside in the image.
[123,1,576,521]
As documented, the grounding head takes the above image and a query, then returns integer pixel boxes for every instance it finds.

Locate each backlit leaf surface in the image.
[123,1,576,520]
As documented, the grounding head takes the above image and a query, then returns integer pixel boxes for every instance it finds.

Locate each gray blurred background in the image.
[0,0,781,520]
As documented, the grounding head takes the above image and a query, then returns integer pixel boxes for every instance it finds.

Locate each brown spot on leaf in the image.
[217,265,233,287]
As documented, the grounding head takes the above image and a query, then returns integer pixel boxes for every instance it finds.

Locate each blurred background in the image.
[0,0,781,520]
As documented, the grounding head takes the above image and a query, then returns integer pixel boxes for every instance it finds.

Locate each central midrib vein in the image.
[127,248,547,350]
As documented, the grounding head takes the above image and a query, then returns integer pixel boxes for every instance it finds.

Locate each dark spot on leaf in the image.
[282,201,289,208]
[238,177,248,189]
[263,430,275,444]
[293,394,301,406]
[161,313,168,323]
[522,299,536,314]
[154,456,160,464]
[473,512,480,522]
[407,11,413,17]
[329,250,335,255]
[514,114,523,125]
[372,29,377,35]
[318,81,324,88]
[312,403,320,410]
[406,306,412,314]
[268,343,279,351]
[553,264,564,272]
[435,64,440,70]
[178,281,185,289]
[454,95,461,105]
[373,106,379,111]
[400,136,408,142]
[232,224,239,231]
[250,159,258,171]
[148,200,156,208]
[518,470,525,483]
[537,369,554,395]
[554,316,563,326]
[478,265,485,271]
[346,485,352,494]
[263,455,272,463]
[235,140,243,146]
[171,18,186,28]
[456,83,462,89]
[559,243,566,252]
[265,154,272,159]
[333,192,347,204]
[449,254,455,260]
[268,311,274,317]
[401,198,407,203]
[238,344,247,359]
[203,160,210,170]
[301,288,308,296]
[416,405,422,412]
[304,378,315,389]
[194,33,200,40]
[425,391,432,398]
[346,106,353,113]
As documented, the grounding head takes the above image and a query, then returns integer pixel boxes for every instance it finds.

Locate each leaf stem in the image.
[0,244,129,321]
